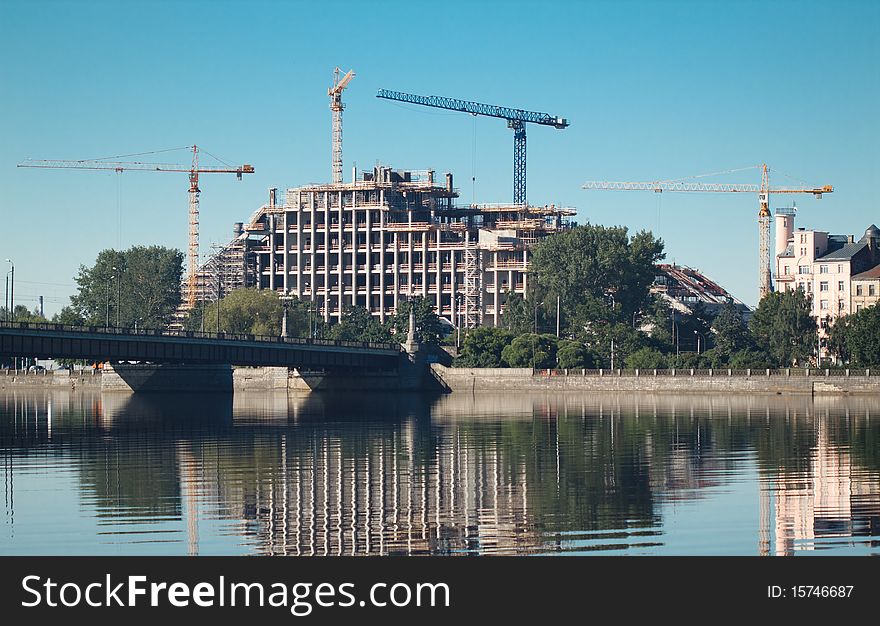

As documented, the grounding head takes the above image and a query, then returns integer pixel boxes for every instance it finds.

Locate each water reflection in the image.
[0,390,877,556]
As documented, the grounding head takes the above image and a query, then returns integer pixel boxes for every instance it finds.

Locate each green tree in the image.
[69,246,183,328]
[389,297,445,346]
[728,348,773,369]
[329,305,392,343]
[529,224,664,334]
[501,334,558,369]
[581,321,649,368]
[828,304,880,366]
[712,299,750,358]
[556,339,594,369]
[198,288,283,336]
[1,304,46,323]
[52,306,86,326]
[749,289,816,366]
[457,326,515,367]
[500,292,536,335]
[625,347,667,369]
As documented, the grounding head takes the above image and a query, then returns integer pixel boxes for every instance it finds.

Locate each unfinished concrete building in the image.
[195,165,574,328]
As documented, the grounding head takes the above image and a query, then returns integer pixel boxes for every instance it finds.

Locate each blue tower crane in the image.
[376,89,569,205]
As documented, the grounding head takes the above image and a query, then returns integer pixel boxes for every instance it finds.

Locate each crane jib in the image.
[376,89,569,128]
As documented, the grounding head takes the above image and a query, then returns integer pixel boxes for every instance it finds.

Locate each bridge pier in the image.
[102,363,233,393]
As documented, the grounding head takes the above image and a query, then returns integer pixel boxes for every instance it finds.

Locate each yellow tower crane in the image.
[583,164,832,300]
[328,67,355,185]
[18,146,254,311]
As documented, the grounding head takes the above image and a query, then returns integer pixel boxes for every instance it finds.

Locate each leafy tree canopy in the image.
[625,347,667,369]
[458,326,515,368]
[329,305,392,343]
[556,339,595,369]
[195,288,283,336]
[69,246,183,329]
[529,223,664,334]
[711,299,751,357]
[389,297,445,346]
[501,333,558,369]
[749,290,816,366]
[828,304,880,366]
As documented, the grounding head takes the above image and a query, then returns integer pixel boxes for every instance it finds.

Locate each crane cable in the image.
[471,114,477,205]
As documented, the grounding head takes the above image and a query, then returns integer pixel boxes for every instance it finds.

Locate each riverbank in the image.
[0,369,101,390]
[430,364,880,395]
[5,365,880,395]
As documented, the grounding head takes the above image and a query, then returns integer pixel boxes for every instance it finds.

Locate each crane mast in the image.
[583,164,832,300]
[188,146,200,310]
[376,89,568,205]
[18,147,254,311]
[329,68,355,185]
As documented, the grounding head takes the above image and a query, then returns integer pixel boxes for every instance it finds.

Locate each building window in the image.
[838,281,845,291]
[820,281,829,292]
[820,300,829,310]
[798,266,810,274]
[857,285,863,296]
[784,265,790,275]
[870,285,877,297]
[857,305,863,312]
[820,265,828,273]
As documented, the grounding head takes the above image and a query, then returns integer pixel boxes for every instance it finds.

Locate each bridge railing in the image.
[0,321,401,352]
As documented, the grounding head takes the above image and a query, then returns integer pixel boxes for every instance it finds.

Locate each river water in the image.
[0,390,877,556]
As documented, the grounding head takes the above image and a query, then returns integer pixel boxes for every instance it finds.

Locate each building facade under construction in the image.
[193,165,575,328]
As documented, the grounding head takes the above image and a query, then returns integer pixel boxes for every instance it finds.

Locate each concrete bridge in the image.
[0,321,426,392]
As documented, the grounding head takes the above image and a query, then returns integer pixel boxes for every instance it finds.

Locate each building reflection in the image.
[760,401,880,556]
[1,389,878,555]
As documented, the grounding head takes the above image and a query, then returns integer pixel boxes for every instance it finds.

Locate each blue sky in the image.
[1,0,877,314]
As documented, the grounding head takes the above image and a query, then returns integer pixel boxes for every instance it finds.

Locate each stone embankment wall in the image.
[431,365,880,395]
[0,369,101,390]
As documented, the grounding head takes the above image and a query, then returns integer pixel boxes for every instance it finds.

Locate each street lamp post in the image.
[5,259,13,322]
[693,330,705,354]
[116,269,121,328]
[216,272,222,335]
[533,300,544,370]
[556,294,561,338]
[105,270,115,328]
[455,293,462,350]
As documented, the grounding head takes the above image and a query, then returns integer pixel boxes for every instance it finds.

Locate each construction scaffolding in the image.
[217,166,575,329]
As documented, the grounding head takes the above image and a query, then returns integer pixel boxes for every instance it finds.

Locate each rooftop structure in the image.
[651,264,748,315]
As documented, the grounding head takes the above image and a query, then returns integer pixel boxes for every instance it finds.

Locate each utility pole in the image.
[556,294,560,338]
[216,272,221,334]
[116,270,121,328]
[105,272,114,328]
[5,259,13,322]
[455,294,462,350]
[611,338,615,370]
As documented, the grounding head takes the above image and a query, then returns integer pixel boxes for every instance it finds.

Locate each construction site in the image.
[18,69,837,333]
[186,69,576,329]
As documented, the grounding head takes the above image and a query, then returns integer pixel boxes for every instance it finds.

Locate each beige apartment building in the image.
[774,211,880,356]
[851,264,880,313]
